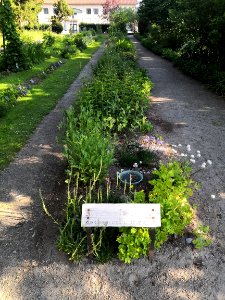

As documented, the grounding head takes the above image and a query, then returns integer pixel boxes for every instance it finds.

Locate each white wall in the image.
[38,4,134,25]
[38,5,107,25]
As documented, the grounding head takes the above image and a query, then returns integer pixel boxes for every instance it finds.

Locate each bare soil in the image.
[0,38,225,300]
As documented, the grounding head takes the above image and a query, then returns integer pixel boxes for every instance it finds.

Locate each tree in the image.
[12,0,43,29]
[102,0,119,20]
[109,7,137,35]
[53,0,73,22]
[0,0,28,71]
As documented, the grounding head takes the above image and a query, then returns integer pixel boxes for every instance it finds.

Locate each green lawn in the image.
[0,38,105,170]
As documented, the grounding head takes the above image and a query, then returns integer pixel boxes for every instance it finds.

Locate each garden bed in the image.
[52,30,211,264]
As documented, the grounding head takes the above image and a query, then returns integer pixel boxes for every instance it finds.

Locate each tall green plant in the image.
[63,107,114,183]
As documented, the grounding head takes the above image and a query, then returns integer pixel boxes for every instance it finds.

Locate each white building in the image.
[38,0,137,33]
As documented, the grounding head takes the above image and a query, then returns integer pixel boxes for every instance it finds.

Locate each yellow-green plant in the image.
[117,162,197,263]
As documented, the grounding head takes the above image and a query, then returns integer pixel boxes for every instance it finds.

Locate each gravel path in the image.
[1,38,225,300]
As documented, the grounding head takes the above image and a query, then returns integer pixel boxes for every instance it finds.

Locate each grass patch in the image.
[0,39,104,170]
[0,57,58,90]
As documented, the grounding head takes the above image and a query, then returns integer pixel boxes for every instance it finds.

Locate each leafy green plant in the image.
[117,161,198,264]
[192,225,211,249]
[149,161,196,249]
[63,106,114,183]
[117,190,150,263]
[117,227,150,263]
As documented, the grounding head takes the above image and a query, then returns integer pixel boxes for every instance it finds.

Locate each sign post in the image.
[81,203,161,261]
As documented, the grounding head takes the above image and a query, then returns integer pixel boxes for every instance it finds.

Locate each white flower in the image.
[187,148,191,152]
[178,144,182,147]
[207,160,212,165]
[190,159,196,164]
[172,144,177,147]
[190,155,195,158]
[197,150,201,154]
[180,153,185,157]
[197,153,201,157]
[133,163,138,168]
[201,163,206,168]
[211,195,216,199]
[187,144,191,148]
[172,149,177,153]
[139,161,142,164]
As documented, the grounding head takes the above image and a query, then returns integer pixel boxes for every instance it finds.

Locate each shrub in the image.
[60,44,79,58]
[52,20,63,34]
[22,41,46,66]
[73,33,87,50]
[43,32,56,46]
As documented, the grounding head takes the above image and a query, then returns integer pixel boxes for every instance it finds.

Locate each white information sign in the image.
[81,203,161,228]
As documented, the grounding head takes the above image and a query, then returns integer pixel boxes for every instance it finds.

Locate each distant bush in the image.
[52,20,63,34]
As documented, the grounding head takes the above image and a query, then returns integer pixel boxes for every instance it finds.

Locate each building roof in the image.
[43,0,137,5]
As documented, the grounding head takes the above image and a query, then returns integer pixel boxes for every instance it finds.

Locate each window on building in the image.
[86,8,91,14]
[43,8,49,14]
[53,8,57,14]
[70,23,78,33]
[93,8,99,15]
[74,8,82,15]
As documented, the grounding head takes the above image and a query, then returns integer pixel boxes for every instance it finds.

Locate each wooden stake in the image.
[86,228,93,261]
[148,228,155,262]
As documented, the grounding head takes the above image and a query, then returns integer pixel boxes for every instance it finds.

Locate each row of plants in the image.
[0,36,105,169]
[53,29,211,264]
[0,29,96,72]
